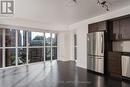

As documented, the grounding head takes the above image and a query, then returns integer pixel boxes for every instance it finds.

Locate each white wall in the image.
[69,5,130,69]
[76,28,88,69]
[0,18,68,31]
[0,0,68,30]
[57,31,74,61]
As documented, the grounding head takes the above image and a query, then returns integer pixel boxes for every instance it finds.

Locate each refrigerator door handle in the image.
[101,34,104,54]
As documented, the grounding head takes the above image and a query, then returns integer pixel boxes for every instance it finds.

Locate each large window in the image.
[0,28,57,68]
[29,48,44,63]
[45,47,51,60]
[5,29,16,67]
[28,32,44,46]
[52,33,57,60]
[28,32,44,63]
[5,49,16,67]
[18,48,27,65]
[18,30,27,47]
[5,29,16,47]
[52,47,57,60]
[52,33,57,46]
[18,30,27,65]
[45,33,51,46]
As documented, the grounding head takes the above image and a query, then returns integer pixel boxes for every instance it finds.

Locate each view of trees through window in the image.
[0,28,57,68]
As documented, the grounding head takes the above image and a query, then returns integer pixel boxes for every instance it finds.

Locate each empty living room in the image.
[0,0,130,87]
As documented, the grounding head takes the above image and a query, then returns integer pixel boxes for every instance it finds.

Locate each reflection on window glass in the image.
[18,30,27,47]
[52,33,57,46]
[29,48,44,63]
[0,29,2,47]
[45,33,51,46]
[52,47,57,60]
[5,29,16,47]
[0,49,2,68]
[18,48,26,65]
[5,49,16,67]
[28,32,44,46]
[45,47,51,60]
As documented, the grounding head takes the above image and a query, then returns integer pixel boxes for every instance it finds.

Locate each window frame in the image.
[0,28,58,68]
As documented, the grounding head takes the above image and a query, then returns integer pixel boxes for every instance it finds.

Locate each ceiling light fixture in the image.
[72,0,110,11]
[97,0,110,11]
[73,0,77,3]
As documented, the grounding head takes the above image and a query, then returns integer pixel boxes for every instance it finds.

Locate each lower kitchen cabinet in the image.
[108,52,122,77]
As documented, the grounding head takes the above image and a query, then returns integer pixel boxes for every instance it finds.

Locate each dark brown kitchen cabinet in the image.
[88,23,98,33]
[108,52,122,77]
[88,21,107,33]
[113,20,120,40]
[112,17,130,40]
[98,21,107,30]
[120,18,130,40]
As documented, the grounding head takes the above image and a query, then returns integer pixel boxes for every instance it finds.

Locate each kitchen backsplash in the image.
[113,41,130,52]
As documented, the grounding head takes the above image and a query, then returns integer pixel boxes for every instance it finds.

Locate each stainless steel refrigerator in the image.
[87,32,104,74]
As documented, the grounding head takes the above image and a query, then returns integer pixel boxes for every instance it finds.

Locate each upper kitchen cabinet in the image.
[120,17,130,40]
[98,21,107,30]
[112,20,120,40]
[88,23,98,33]
[112,17,130,41]
[88,21,107,33]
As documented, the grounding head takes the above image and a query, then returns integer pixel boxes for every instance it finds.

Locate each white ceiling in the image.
[3,0,130,28]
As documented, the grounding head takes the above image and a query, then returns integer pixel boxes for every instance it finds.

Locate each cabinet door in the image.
[88,21,107,33]
[108,52,121,77]
[120,18,130,40]
[98,21,107,31]
[88,23,98,33]
[113,20,120,40]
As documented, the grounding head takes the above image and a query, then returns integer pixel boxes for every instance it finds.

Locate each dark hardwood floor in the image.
[0,60,130,87]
